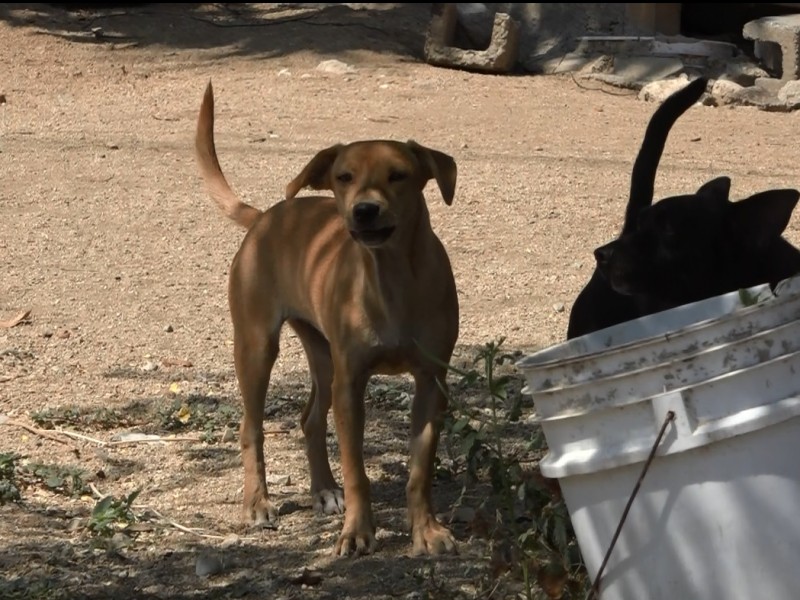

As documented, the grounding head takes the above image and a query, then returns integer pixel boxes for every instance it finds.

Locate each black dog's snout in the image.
[594,244,613,266]
[352,202,380,225]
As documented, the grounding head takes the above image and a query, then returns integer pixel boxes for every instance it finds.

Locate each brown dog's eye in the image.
[336,172,353,184]
[388,170,408,183]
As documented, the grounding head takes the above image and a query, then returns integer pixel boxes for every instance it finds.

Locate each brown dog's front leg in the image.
[407,368,457,555]
[331,367,376,556]
[293,320,345,516]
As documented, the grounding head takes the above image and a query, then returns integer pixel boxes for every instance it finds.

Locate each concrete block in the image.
[425,3,519,74]
[743,14,800,81]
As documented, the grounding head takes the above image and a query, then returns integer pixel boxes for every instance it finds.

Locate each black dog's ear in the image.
[697,176,731,200]
[729,189,800,249]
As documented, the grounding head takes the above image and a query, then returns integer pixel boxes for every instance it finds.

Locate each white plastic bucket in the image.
[531,317,800,420]
[560,412,800,600]
[519,277,800,394]
[517,276,800,600]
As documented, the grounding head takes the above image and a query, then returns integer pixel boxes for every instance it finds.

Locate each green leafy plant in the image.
[0,452,21,504]
[22,462,86,497]
[30,406,130,430]
[439,339,589,599]
[157,394,239,439]
[87,490,140,538]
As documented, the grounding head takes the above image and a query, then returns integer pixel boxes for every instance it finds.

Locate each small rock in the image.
[731,84,791,112]
[221,427,236,443]
[300,73,312,79]
[638,75,695,103]
[43,331,53,338]
[277,68,291,77]
[221,533,240,548]
[195,553,224,577]
[55,329,71,339]
[0,94,6,104]
[267,474,291,486]
[316,59,356,75]
[710,79,744,106]
[106,142,119,150]
[164,324,174,333]
[553,303,565,313]
[778,80,800,108]
[141,361,158,372]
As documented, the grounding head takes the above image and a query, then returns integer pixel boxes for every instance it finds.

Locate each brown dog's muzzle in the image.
[349,201,396,247]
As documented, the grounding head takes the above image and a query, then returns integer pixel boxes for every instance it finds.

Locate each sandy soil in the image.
[2,4,799,599]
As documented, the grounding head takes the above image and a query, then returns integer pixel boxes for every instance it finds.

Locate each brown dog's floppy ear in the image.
[285,144,343,199]
[729,189,800,249]
[407,140,457,205]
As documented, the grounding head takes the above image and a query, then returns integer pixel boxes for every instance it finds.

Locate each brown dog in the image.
[194,82,460,557]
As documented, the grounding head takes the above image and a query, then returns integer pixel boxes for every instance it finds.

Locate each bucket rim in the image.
[516,284,788,373]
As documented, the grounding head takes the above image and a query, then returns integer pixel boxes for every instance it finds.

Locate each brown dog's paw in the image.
[334,530,377,557]
[334,511,377,557]
[313,488,345,516]
[410,517,457,556]
[244,496,279,529]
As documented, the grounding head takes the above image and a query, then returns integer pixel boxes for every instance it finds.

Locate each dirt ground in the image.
[2,3,800,599]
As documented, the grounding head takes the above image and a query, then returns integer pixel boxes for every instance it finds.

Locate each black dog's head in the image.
[594,176,800,308]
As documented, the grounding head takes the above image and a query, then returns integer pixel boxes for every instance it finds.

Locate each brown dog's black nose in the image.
[594,244,613,266]
[353,202,380,226]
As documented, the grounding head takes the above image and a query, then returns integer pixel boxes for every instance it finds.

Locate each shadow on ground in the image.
[0,3,433,61]
[1,339,540,599]
[0,499,484,600]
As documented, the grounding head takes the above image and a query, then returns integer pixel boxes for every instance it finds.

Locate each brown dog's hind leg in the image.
[407,367,457,555]
[234,324,281,527]
[293,320,345,516]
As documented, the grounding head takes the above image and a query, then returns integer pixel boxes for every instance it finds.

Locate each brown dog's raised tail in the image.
[195,81,261,229]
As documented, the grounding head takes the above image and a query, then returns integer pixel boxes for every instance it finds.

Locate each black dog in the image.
[567,77,800,338]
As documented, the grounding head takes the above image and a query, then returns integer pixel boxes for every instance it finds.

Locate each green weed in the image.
[87,490,141,539]
[440,339,589,599]
[0,452,21,504]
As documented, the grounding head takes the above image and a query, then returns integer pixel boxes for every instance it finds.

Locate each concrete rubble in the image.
[423,4,800,112]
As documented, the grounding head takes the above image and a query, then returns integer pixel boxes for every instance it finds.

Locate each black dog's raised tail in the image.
[623,77,708,234]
